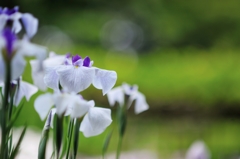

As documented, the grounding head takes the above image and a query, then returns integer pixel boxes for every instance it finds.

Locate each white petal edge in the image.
[43,66,60,91]
[53,93,74,116]
[92,68,117,95]
[21,13,38,39]
[11,52,26,80]
[0,15,7,31]
[10,12,22,33]
[14,80,38,106]
[131,91,149,114]
[80,107,112,137]
[57,66,95,93]
[30,60,47,91]
[17,39,47,62]
[70,97,91,119]
[107,86,124,106]
[34,93,54,120]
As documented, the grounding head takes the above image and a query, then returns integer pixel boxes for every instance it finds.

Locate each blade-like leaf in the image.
[7,102,24,130]
[38,129,50,159]
[73,119,81,159]
[102,130,113,159]
[9,125,27,159]
[117,106,127,137]
[55,115,63,158]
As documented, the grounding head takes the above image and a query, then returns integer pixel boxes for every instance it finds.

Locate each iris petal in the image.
[80,107,112,137]
[34,93,54,120]
[107,86,124,106]
[15,81,38,106]
[0,15,7,31]
[70,98,91,118]
[21,13,38,39]
[30,60,47,91]
[53,93,73,116]
[44,66,60,91]
[130,91,149,114]
[11,52,26,80]
[57,66,95,93]
[92,68,117,95]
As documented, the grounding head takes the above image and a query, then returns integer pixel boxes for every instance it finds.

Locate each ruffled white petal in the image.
[11,52,26,80]
[43,53,66,67]
[92,68,117,95]
[11,40,47,80]
[0,15,7,31]
[80,107,112,137]
[34,93,54,120]
[57,66,95,93]
[69,98,91,119]
[131,91,149,114]
[14,80,38,106]
[30,60,47,91]
[44,66,60,91]
[53,93,73,116]
[107,86,124,106]
[21,13,38,39]
[10,12,22,33]
[17,39,47,62]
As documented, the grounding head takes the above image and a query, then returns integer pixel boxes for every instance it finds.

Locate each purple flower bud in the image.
[65,53,71,58]
[72,55,81,64]
[83,56,91,67]
[2,28,16,56]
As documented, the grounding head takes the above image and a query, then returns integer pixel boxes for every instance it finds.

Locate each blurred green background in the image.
[2,0,240,158]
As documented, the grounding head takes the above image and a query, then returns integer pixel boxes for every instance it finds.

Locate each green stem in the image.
[55,116,63,159]
[116,105,127,159]
[116,136,122,159]
[73,119,81,159]
[66,119,74,159]
[1,61,11,159]
[8,90,14,120]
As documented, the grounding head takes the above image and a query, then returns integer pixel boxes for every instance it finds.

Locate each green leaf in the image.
[55,115,64,159]
[117,106,127,137]
[73,119,81,159]
[102,130,113,159]
[9,125,27,159]
[38,129,50,159]
[7,102,24,130]
[65,119,74,159]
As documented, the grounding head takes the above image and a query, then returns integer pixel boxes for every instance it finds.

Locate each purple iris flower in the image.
[2,28,16,56]
[0,6,19,15]
[0,6,38,39]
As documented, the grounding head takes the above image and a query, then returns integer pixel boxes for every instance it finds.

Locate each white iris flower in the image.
[107,83,149,114]
[34,92,112,137]
[44,54,117,95]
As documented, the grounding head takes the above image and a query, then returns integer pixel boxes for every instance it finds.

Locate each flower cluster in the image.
[0,6,46,159]
[34,53,117,137]
[0,6,149,159]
